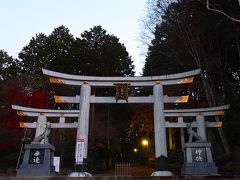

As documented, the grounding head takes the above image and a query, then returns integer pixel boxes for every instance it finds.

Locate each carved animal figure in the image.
[186,123,204,142]
[32,122,51,144]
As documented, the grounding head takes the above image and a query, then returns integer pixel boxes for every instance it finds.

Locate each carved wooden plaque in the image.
[115,83,129,102]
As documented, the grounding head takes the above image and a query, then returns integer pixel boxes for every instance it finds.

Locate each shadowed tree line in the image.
[135,0,240,173]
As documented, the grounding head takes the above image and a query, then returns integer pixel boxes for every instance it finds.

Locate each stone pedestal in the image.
[181,142,218,175]
[17,143,56,177]
[151,155,174,176]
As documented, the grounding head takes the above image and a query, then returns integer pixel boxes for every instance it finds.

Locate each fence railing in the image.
[115,162,131,176]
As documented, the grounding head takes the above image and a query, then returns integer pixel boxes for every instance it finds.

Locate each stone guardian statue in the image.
[32,122,51,144]
[186,123,204,142]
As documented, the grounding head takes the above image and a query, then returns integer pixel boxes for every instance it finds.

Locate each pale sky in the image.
[0,0,147,75]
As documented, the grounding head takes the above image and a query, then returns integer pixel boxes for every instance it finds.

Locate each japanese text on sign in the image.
[75,138,84,165]
[192,148,206,162]
[29,149,44,164]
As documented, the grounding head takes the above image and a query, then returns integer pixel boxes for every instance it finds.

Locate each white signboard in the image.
[53,156,60,173]
[75,138,84,165]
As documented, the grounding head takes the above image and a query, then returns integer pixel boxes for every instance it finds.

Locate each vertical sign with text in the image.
[75,138,84,165]
[192,148,207,162]
[53,156,60,173]
[29,149,44,164]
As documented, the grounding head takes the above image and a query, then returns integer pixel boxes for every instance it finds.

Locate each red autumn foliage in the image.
[7,89,50,109]
[0,87,51,151]
[129,105,154,137]
[30,91,50,108]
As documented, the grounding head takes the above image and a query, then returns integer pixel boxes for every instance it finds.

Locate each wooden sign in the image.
[115,83,129,102]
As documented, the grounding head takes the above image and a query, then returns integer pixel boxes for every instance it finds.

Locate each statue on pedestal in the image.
[186,123,204,142]
[17,122,56,177]
[181,123,218,175]
[32,122,51,144]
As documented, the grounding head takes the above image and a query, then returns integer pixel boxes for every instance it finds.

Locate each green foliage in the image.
[0,50,21,81]
[19,26,75,75]
[72,26,135,76]
[19,25,135,77]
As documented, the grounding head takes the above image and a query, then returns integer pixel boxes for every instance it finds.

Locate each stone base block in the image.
[182,162,218,175]
[17,164,56,177]
[181,142,218,176]
[151,171,174,176]
[67,172,92,177]
[16,143,56,177]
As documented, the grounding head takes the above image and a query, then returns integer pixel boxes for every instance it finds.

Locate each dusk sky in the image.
[0,0,148,75]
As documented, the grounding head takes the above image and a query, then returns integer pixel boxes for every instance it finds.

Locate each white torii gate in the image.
[12,104,228,146]
[12,68,230,176]
[42,68,200,169]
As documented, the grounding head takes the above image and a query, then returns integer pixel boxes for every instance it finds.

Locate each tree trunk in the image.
[202,78,231,155]
[177,18,231,155]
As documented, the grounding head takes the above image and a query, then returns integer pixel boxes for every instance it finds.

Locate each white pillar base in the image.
[151,171,174,176]
[67,172,92,177]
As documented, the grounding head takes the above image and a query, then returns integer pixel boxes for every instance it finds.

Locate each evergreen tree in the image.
[72,26,135,76]
[19,25,75,76]
[0,50,21,81]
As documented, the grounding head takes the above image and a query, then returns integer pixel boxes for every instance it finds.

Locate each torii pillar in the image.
[196,115,207,141]
[152,81,173,176]
[75,81,91,171]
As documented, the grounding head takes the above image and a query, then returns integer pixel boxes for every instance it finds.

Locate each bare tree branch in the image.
[206,0,240,23]
[190,0,240,22]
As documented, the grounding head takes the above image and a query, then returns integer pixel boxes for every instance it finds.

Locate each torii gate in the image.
[12,68,229,176]
[13,104,228,144]
[42,68,200,173]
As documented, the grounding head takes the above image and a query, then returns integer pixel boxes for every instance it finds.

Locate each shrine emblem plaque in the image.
[115,83,129,102]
